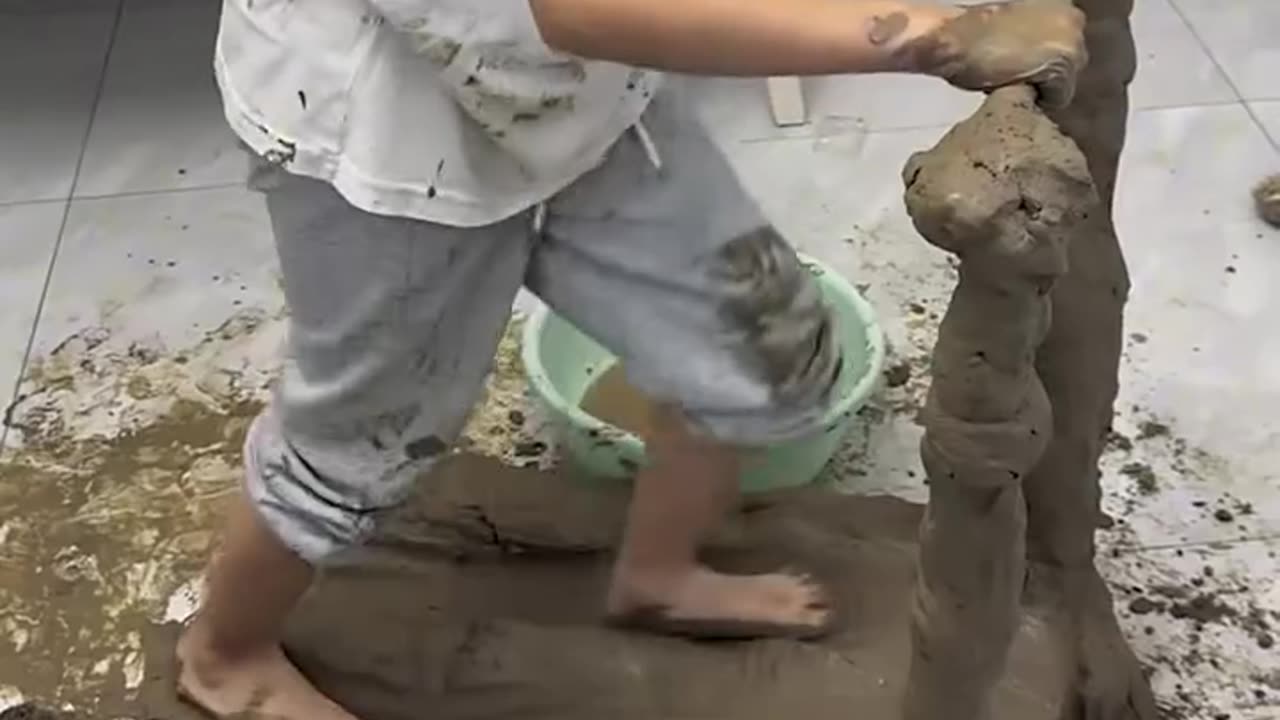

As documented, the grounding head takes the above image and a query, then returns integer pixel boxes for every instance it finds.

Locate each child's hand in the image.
[905,0,1088,109]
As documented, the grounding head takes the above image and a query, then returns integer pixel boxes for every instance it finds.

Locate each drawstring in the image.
[532,202,547,235]
[530,119,662,237]
[633,119,663,172]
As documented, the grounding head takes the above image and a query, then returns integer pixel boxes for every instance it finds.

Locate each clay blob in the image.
[1254,174,1280,228]
[898,84,1095,720]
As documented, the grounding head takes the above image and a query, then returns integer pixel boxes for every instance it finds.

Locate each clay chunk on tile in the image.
[1255,175,1280,228]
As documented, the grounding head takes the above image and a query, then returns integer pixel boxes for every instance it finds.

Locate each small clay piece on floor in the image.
[884,362,912,388]
[1121,462,1158,495]
[1107,430,1134,452]
[1127,597,1163,616]
[1168,593,1236,624]
[1137,420,1170,440]
[1254,175,1280,228]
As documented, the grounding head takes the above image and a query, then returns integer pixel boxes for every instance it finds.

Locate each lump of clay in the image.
[902,86,1096,268]
[1255,175,1280,228]
[898,85,1102,720]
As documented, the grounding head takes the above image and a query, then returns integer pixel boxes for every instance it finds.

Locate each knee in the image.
[712,227,842,407]
[681,228,842,446]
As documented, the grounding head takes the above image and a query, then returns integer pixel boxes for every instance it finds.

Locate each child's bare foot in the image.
[606,565,834,640]
[176,625,359,720]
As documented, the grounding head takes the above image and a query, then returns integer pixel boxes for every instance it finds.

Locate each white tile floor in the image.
[0,2,116,205]
[0,0,1277,717]
[73,0,244,197]
[0,202,63,405]
[1252,100,1280,144]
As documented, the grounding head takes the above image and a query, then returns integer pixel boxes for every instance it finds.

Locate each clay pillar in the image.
[899,86,1099,720]
[1257,176,1280,227]
[1026,0,1136,581]
[1025,2,1159,716]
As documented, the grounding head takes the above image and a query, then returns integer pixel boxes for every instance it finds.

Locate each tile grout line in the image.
[1165,0,1280,154]
[1,182,249,211]
[0,197,72,211]
[71,180,247,203]
[1131,97,1263,113]
[1,0,125,450]
[1109,531,1280,557]
[1246,102,1280,153]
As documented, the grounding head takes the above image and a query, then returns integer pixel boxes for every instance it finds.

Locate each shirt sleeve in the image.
[366,0,553,59]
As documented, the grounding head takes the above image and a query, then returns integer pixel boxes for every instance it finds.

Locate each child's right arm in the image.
[528,0,1086,108]
[366,0,1087,110]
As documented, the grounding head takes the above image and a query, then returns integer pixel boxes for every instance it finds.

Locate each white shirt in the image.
[214,0,661,226]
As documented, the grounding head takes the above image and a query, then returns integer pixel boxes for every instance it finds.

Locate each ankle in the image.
[179,616,275,669]
[611,560,702,601]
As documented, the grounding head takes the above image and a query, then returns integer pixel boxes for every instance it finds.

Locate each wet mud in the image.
[1254,174,1280,228]
[0,315,545,716]
[115,454,1081,720]
[900,83,1094,720]
[0,315,270,716]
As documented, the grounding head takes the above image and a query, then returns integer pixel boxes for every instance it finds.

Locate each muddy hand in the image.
[907,0,1087,109]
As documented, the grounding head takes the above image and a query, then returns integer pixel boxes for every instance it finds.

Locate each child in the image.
[179,0,1086,717]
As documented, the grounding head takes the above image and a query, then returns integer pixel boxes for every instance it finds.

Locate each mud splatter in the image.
[0,313,275,714]
[1165,592,1237,624]
[1120,461,1158,495]
[458,317,556,469]
[867,12,910,46]
[407,31,461,68]
[884,361,912,388]
[1107,430,1134,452]
[0,310,554,713]
[1136,420,1170,441]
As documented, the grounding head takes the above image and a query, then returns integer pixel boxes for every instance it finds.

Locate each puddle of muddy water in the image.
[0,312,546,714]
[0,314,270,714]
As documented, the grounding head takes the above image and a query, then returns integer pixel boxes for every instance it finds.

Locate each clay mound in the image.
[1255,175,1280,228]
[133,455,1075,720]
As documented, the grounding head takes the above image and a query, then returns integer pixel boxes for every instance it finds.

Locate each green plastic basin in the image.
[520,254,886,493]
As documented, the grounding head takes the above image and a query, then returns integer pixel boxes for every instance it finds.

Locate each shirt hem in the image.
[215,45,656,228]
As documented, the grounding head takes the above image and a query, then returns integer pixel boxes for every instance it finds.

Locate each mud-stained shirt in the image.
[215,0,660,226]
